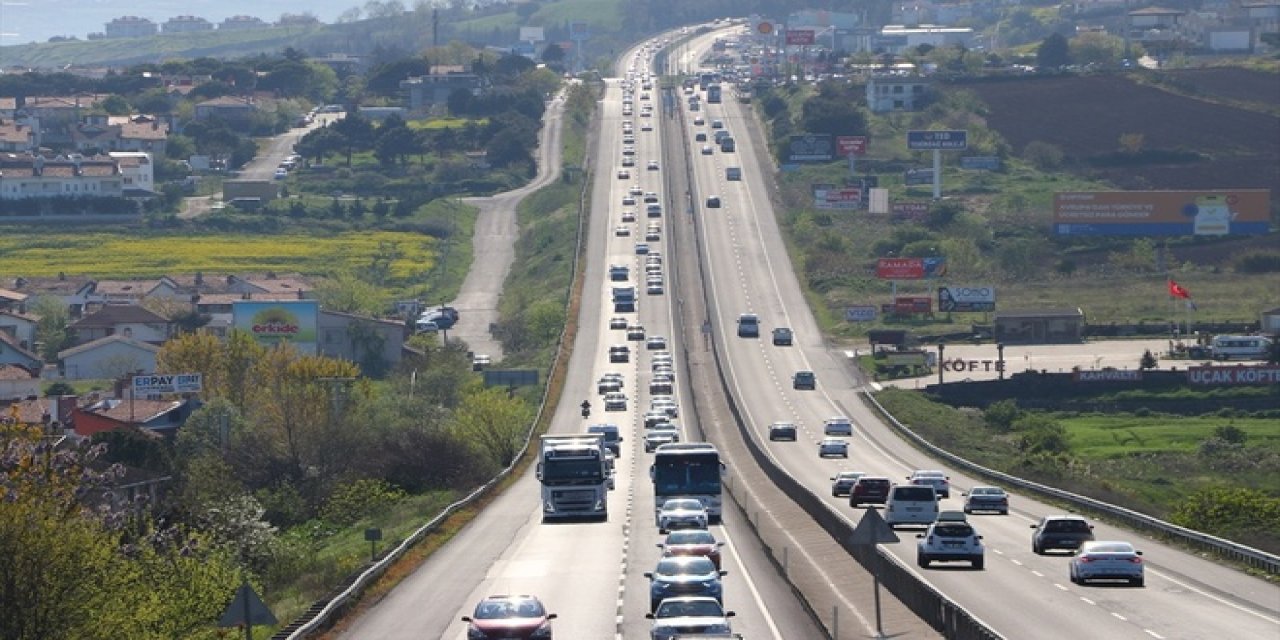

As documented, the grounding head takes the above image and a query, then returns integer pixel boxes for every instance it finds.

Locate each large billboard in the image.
[787,134,834,163]
[876,257,947,280]
[907,130,967,150]
[233,300,319,354]
[813,186,861,209]
[786,29,816,45]
[1053,190,1270,236]
[938,285,995,312]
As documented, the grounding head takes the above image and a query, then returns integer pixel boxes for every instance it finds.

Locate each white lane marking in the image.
[1143,630,1165,639]
[1031,570,1044,577]
[1010,558,1022,566]
[1143,567,1280,624]
[718,515,791,638]
[1081,597,1096,606]
[1054,583,1069,591]
[1112,612,1128,622]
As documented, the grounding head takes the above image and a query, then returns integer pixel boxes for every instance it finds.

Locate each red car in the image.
[849,476,892,508]
[461,595,557,639]
[657,529,724,569]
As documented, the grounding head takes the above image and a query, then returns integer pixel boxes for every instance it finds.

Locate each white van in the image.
[1211,335,1272,360]
[884,485,940,528]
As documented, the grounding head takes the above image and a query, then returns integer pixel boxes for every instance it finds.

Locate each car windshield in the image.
[667,530,715,545]
[894,487,936,500]
[474,598,544,619]
[933,523,974,538]
[664,499,703,512]
[972,487,1003,495]
[655,599,723,618]
[1087,542,1134,554]
[1047,519,1090,532]
[655,557,716,576]
[838,472,862,480]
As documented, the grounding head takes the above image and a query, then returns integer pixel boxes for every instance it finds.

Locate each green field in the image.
[1060,414,1280,458]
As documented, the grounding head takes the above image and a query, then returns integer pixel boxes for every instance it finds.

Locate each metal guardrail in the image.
[860,390,1280,576]
[277,87,593,639]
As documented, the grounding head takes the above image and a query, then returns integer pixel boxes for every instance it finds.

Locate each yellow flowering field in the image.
[0,231,436,280]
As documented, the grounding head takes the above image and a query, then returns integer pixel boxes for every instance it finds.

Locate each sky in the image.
[0,0,369,47]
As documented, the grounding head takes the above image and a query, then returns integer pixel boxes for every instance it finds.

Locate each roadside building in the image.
[994,308,1086,344]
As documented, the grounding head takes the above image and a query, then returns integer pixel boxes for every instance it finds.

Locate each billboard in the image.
[845,305,878,322]
[519,26,545,42]
[133,373,203,395]
[836,136,868,157]
[1053,190,1270,236]
[814,186,861,210]
[892,202,930,222]
[938,285,995,312]
[903,168,934,185]
[787,134,834,163]
[876,257,947,280]
[786,29,816,45]
[233,300,319,353]
[961,156,1001,170]
[907,130,967,150]
[1187,365,1280,386]
[894,296,932,314]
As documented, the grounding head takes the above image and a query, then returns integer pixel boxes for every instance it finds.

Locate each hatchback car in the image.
[818,438,849,458]
[657,498,709,533]
[657,529,724,568]
[830,471,865,497]
[823,416,853,436]
[963,486,1009,515]
[849,476,892,507]
[645,556,726,612]
[793,370,817,390]
[768,422,797,441]
[1032,516,1096,554]
[772,327,794,346]
[461,595,557,640]
[646,596,734,640]
[916,521,985,569]
[1069,541,1144,586]
[705,195,721,208]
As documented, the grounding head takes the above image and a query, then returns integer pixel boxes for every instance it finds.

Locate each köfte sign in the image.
[1053,190,1270,237]
[876,257,947,280]
[1187,365,1280,386]
[938,285,995,312]
[940,358,1004,373]
[133,373,203,394]
[786,29,816,45]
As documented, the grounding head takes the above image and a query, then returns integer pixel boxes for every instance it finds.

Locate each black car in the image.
[768,422,797,441]
[771,327,793,346]
[1031,516,1096,554]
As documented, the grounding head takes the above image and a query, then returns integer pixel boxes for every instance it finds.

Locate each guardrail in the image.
[275,87,593,639]
[861,390,1280,576]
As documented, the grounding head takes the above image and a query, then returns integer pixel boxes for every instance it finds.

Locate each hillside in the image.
[959,71,1280,195]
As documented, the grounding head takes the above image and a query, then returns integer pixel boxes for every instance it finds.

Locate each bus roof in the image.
[655,442,718,453]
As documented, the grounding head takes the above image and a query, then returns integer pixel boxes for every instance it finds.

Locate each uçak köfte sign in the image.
[1187,365,1280,386]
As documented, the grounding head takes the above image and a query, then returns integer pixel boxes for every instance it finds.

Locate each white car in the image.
[615,225,631,237]
[647,160,660,171]
[823,416,854,436]
[604,392,628,412]
[908,470,951,498]
[1070,541,1145,586]
[621,210,637,222]
[818,438,849,458]
[647,281,665,295]
[646,335,668,350]
[617,169,630,179]
[273,168,288,180]
[644,428,681,453]
[917,520,985,569]
[629,185,644,196]
[657,498,708,533]
[646,596,735,640]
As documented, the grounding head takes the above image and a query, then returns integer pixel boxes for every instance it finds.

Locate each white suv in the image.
[917,520,985,569]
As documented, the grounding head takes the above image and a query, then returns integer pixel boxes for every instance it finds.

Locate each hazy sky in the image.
[0,0,371,46]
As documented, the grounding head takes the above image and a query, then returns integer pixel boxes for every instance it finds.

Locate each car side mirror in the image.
[645,613,655,619]
[725,611,736,617]
[1135,550,1143,555]
[977,535,984,540]
[1029,524,1037,529]
[719,570,728,576]
[461,616,473,623]
[916,533,924,538]
[644,572,653,578]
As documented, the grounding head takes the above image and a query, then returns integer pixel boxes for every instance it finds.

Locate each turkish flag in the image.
[1168,280,1191,299]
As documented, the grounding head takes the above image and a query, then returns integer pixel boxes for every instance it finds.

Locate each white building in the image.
[104,16,158,38]
[108,152,155,194]
[0,154,123,200]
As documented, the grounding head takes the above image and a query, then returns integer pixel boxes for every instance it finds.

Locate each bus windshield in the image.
[653,452,722,495]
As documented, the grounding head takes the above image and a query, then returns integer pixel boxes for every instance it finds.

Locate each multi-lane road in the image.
[338,27,1279,640]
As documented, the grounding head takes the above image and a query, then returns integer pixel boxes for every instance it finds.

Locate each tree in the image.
[1023,140,1064,170]
[1139,349,1159,370]
[1037,33,1071,69]
[799,86,868,137]
[295,126,346,164]
[1014,414,1070,454]
[984,399,1021,432]
[541,43,566,65]
[451,386,534,467]
[313,271,387,314]
[31,295,76,361]
[329,113,376,166]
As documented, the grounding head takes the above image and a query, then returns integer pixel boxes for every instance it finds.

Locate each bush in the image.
[320,478,406,526]
[1170,486,1280,541]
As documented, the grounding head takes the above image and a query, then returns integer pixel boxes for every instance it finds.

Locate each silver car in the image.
[1070,541,1145,586]
[646,596,734,640]
[656,498,708,533]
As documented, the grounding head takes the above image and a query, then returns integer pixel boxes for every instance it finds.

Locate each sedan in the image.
[701,145,714,155]
[647,281,665,295]
[656,498,708,533]
[963,486,1009,515]
[642,123,653,131]
[772,327,794,346]
[768,422,797,441]
[1069,541,1144,586]
[823,416,853,436]
[644,556,725,612]
[657,529,725,568]
[693,115,706,125]
[461,595,557,640]
[830,471,865,497]
[705,196,721,208]
[597,373,624,394]
[818,438,849,458]
[609,317,628,330]
[621,210,637,222]
[615,225,631,237]
[1032,515,1095,554]
[646,596,734,640]
[646,336,668,350]
[604,392,627,412]
[617,169,631,179]
[622,196,637,206]
[644,428,680,452]
[647,160,660,171]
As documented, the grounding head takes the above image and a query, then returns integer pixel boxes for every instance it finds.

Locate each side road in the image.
[445,90,568,360]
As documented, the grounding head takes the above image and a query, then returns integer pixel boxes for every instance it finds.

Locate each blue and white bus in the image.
[651,443,725,524]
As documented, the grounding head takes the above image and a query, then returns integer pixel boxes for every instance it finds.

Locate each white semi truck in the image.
[537,434,610,522]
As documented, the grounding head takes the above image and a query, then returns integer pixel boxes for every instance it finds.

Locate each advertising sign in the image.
[892,202,930,222]
[233,300,319,353]
[757,20,775,35]
[519,26,545,42]
[133,373,203,395]
[961,156,1001,170]
[1053,190,1270,236]
[907,130,968,150]
[894,296,932,314]
[1187,365,1280,386]
[884,351,928,367]
[1074,370,1143,382]
[903,168,934,185]
[876,257,947,280]
[787,134,834,163]
[938,285,995,312]
[814,186,862,210]
[786,29,816,45]
[845,305,878,322]
[569,21,589,38]
[836,136,868,157]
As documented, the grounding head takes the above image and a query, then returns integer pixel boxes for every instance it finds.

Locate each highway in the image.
[681,26,1280,640]
[337,38,824,640]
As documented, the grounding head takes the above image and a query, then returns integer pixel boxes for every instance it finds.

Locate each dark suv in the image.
[849,476,892,507]
[1031,515,1095,554]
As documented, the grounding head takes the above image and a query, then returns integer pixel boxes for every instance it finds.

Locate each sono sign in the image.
[938,286,995,312]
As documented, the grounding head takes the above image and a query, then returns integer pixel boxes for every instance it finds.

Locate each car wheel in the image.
[1032,542,1042,555]
[1000,510,1008,515]
[917,555,929,568]
[972,557,984,570]
[963,508,972,514]
[1132,577,1144,587]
